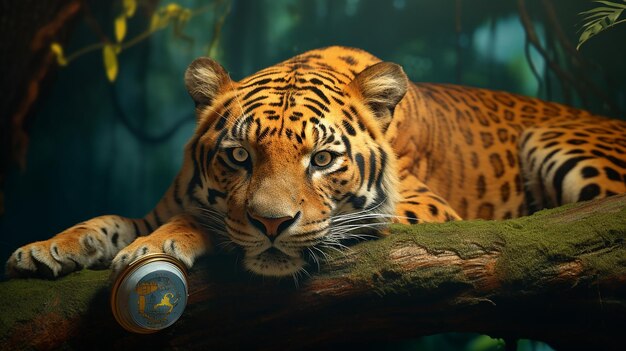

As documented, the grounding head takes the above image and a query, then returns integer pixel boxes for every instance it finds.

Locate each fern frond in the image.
[577,0,626,50]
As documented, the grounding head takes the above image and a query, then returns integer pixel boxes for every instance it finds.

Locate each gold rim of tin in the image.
[110,253,189,334]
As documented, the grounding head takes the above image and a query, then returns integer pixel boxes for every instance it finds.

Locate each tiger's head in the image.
[183,50,408,277]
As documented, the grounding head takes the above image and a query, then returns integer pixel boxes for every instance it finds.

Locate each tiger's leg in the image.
[5,179,207,278]
[110,214,211,276]
[520,127,626,209]
[395,175,461,224]
[6,215,152,278]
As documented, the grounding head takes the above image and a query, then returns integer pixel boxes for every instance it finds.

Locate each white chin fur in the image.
[243,250,305,277]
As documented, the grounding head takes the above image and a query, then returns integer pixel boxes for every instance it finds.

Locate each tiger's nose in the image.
[247,211,300,239]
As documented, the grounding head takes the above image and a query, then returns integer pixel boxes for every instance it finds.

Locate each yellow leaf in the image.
[165,3,182,15]
[123,0,137,17]
[50,42,68,66]
[114,15,127,43]
[149,13,160,31]
[149,13,168,31]
[103,44,118,82]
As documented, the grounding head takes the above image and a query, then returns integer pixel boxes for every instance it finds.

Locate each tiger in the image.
[6,46,626,279]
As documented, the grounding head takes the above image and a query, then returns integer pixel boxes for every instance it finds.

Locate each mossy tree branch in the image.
[2,195,626,350]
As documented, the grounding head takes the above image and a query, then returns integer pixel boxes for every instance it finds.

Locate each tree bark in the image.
[1,195,625,350]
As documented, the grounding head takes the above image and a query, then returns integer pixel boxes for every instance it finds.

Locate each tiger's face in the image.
[183,55,407,277]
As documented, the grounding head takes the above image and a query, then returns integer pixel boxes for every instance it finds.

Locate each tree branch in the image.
[1,195,626,350]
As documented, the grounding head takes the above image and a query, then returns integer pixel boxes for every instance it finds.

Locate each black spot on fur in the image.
[581,166,599,179]
[497,128,508,143]
[604,166,621,181]
[477,203,495,219]
[477,175,486,199]
[489,153,505,178]
[480,132,494,149]
[428,204,439,217]
[348,195,367,209]
[404,211,419,224]
[578,183,601,202]
[567,139,587,145]
[506,150,516,168]
[111,233,119,246]
[540,131,564,141]
[500,182,511,202]
[544,141,559,148]
[595,143,613,151]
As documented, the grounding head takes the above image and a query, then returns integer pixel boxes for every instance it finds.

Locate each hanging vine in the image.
[517,0,622,117]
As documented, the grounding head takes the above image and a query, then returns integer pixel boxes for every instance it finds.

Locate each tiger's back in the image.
[391,82,626,220]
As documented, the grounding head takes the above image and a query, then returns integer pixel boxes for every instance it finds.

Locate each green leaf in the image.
[581,11,614,22]
[577,0,626,49]
[114,15,127,43]
[103,44,119,82]
[50,42,68,66]
[467,335,505,351]
[593,0,626,9]
[609,10,624,21]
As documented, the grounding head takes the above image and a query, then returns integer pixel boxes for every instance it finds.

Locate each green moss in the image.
[340,200,626,293]
[0,269,109,337]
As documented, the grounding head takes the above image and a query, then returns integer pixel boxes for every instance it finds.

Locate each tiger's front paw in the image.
[109,233,205,278]
[6,229,112,279]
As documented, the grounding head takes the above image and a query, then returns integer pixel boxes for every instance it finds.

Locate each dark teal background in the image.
[1,1,624,349]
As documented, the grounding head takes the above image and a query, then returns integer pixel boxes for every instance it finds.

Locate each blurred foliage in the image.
[577,0,626,49]
[49,0,215,82]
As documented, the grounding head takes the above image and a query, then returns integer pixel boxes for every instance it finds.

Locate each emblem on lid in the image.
[110,253,189,333]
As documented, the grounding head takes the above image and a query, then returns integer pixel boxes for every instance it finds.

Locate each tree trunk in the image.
[1,195,625,350]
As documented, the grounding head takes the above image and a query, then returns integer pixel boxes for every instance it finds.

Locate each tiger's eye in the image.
[231,147,249,163]
[312,151,333,168]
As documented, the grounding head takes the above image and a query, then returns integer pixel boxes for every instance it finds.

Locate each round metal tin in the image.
[110,253,189,334]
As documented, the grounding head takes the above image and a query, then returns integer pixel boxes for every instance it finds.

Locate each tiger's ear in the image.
[349,62,408,132]
[184,57,233,108]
